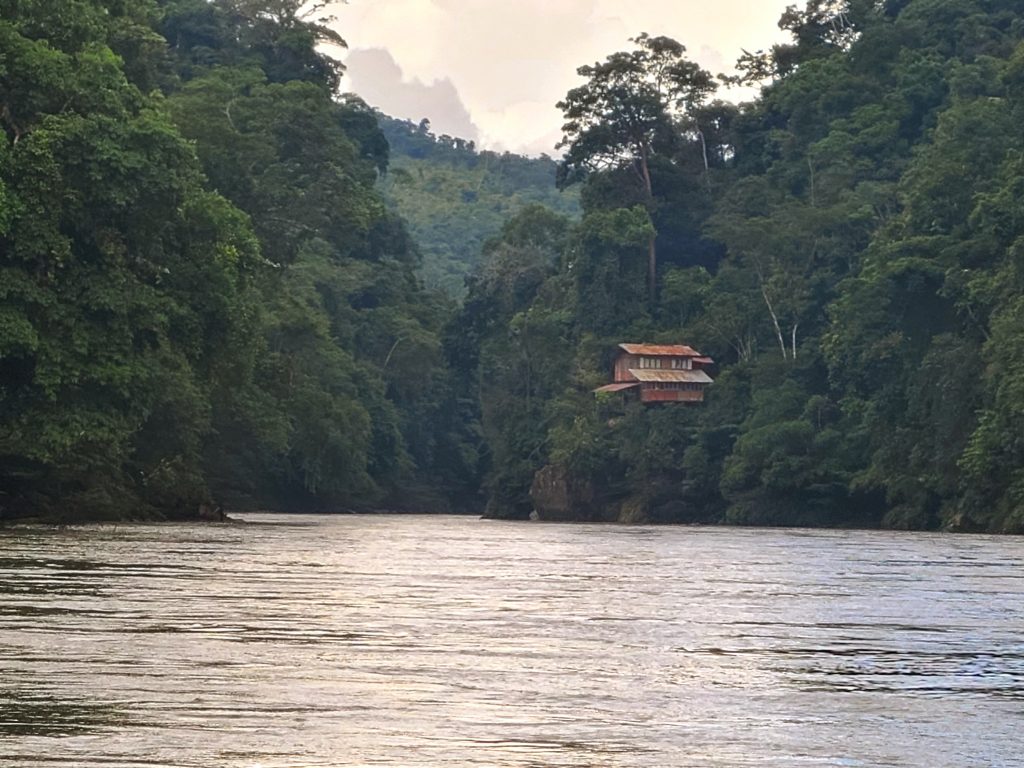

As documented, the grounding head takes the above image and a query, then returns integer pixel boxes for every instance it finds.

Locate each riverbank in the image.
[0,502,233,527]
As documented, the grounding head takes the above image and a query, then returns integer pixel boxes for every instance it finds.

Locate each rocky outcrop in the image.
[196,503,228,522]
[529,464,617,522]
[616,497,649,525]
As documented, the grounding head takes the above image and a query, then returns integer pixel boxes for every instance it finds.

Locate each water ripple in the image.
[1,515,1022,768]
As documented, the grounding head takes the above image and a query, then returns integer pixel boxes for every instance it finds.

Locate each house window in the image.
[670,358,692,370]
[640,357,662,369]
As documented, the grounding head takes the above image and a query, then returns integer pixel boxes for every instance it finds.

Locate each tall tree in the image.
[556,34,715,301]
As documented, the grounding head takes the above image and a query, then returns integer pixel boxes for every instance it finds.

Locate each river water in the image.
[1,515,1022,767]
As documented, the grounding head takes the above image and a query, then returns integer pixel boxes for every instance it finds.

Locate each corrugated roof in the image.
[619,343,701,357]
[628,369,714,383]
[692,356,714,365]
[594,382,640,393]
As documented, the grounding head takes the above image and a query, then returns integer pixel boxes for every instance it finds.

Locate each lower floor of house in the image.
[595,381,707,403]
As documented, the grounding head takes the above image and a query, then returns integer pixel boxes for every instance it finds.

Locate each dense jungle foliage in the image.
[377,115,579,297]
[0,0,478,519]
[460,0,1024,533]
[3,0,1024,533]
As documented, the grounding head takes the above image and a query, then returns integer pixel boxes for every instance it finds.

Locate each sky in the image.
[326,0,794,156]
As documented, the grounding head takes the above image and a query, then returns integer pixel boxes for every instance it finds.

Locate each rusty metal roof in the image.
[594,382,640,393]
[628,369,714,383]
[619,343,701,357]
[692,356,714,365]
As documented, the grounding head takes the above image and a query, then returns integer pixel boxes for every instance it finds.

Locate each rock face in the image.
[197,503,227,522]
[530,464,616,522]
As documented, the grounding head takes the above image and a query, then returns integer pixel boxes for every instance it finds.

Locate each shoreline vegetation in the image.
[4,1,1024,533]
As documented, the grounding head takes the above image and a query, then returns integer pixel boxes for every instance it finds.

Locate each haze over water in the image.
[1,515,1022,767]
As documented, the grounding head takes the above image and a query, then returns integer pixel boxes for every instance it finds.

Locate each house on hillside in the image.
[594,343,714,404]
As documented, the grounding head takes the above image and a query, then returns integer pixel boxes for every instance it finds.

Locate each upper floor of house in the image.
[612,344,714,382]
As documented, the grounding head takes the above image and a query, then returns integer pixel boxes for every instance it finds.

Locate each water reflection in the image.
[0,688,127,737]
[0,517,1022,767]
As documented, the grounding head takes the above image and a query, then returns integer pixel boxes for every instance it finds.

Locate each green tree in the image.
[557,34,716,300]
[0,0,262,519]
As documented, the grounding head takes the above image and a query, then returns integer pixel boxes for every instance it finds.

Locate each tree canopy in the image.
[4,0,1024,534]
[0,0,476,520]
[458,1,1024,533]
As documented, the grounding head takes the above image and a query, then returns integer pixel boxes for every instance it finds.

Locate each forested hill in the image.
[457,2,1024,534]
[4,0,1024,534]
[376,116,579,296]
[0,0,479,521]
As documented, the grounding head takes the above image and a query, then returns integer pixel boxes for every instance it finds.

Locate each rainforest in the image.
[3,0,1024,533]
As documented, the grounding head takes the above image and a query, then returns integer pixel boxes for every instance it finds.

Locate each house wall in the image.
[640,387,705,403]
[613,354,639,383]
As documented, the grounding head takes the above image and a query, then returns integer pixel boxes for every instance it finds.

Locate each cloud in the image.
[344,48,480,143]
[333,0,793,155]
[475,100,565,156]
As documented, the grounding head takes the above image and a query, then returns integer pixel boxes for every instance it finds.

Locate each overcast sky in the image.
[327,0,793,156]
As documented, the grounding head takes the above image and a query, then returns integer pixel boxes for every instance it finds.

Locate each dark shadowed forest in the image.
[3,0,1024,532]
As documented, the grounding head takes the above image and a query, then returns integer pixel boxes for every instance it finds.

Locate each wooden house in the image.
[594,343,714,404]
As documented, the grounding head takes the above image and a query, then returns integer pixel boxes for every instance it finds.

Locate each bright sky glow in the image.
[327,0,793,155]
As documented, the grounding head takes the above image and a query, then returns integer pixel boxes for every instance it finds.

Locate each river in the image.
[1,514,1022,767]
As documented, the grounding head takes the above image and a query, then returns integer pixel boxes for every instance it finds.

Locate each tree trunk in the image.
[734,334,754,363]
[647,234,657,303]
[759,279,788,360]
[698,128,711,192]
[1,104,24,145]
[639,145,657,303]
[807,156,816,207]
[383,336,405,369]
[639,143,654,198]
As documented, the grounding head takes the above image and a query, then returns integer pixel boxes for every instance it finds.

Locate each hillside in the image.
[0,0,478,520]
[456,3,1024,534]
[377,116,580,296]
[5,0,1024,533]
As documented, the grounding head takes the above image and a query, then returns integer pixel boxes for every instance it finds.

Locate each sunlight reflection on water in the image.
[1,515,1022,767]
